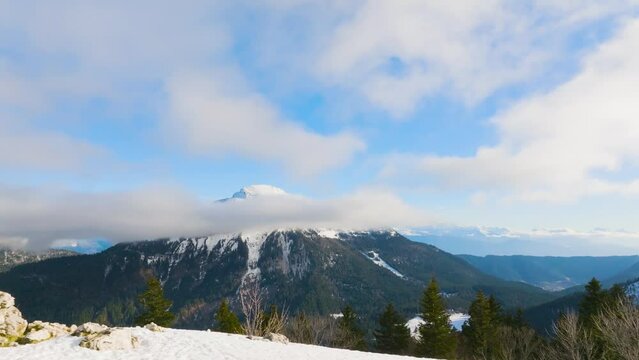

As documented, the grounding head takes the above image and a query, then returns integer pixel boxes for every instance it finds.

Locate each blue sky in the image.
[2,1,639,254]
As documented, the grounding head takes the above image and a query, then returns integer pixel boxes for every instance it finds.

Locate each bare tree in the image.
[239,281,265,337]
[494,325,543,360]
[543,311,597,360]
[239,281,289,337]
[286,313,341,347]
[594,299,639,360]
[262,304,289,335]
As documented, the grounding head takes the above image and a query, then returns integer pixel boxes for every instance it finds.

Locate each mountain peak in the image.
[219,185,288,202]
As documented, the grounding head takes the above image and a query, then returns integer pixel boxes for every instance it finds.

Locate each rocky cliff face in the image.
[0,230,553,329]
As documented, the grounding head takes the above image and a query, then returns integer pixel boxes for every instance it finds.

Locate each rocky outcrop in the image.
[73,322,110,336]
[265,332,289,344]
[144,322,165,332]
[23,321,75,343]
[0,291,28,347]
[79,328,140,351]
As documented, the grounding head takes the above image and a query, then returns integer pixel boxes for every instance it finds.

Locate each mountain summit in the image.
[219,185,288,202]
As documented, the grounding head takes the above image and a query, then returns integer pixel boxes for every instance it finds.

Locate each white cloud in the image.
[164,72,365,176]
[0,120,108,172]
[388,19,639,202]
[405,225,639,256]
[318,0,639,117]
[0,184,430,250]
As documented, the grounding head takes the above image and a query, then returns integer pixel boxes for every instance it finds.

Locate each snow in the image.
[218,185,289,202]
[318,229,340,239]
[240,232,270,284]
[363,251,404,278]
[626,279,639,302]
[1,328,430,360]
[406,313,470,339]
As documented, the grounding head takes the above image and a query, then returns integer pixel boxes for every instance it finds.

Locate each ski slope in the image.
[1,327,435,360]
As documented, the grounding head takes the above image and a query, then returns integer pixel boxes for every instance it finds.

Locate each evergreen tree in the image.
[462,291,500,358]
[417,278,457,359]
[134,277,175,327]
[214,299,243,334]
[338,305,367,350]
[374,303,411,354]
[579,278,606,329]
[488,295,503,323]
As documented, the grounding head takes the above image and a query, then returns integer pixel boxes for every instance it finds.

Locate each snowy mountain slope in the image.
[1,328,431,360]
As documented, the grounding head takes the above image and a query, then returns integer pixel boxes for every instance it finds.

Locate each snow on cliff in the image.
[2,327,431,360]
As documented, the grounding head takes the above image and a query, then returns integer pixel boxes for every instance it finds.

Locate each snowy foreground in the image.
[1,327,436,360]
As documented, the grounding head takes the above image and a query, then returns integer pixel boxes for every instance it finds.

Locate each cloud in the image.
[405,225,639,256]
[0,184,431,250]
[164,72,365,176]
[0,120,108,172]
[318,0,639,117]
[386,19,639,202]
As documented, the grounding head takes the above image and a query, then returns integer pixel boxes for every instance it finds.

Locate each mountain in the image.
[523,276,639,334]
[603,261,639,286]
[218,184,288,202]
[0,229,554,329]
[0,248,78,273]
[458,255,639,291]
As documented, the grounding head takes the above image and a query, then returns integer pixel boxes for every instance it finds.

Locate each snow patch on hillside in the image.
[318,229,341,239]
[363,251,404,278]
[241,232,270,284]
[407,313,470,339]
[3,327,429,360]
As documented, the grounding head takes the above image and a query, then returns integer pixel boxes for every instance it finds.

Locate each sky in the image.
[2,1,639,254]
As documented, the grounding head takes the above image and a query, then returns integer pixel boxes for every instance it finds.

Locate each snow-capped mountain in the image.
[0,227,552,329]
[218,185,288,202]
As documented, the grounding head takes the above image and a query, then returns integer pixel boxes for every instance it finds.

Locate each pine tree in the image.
[417,278,457,359]
[579,278,606,329]
[338,305,367,350]
[214,299,243,334]
[462,291,500,358]
[374,303,411,354]
[134,277,175,327]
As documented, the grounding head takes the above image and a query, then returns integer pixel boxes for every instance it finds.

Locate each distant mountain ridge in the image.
[458,254,639,291]
[0,248,78,273]
[0,229,554,329]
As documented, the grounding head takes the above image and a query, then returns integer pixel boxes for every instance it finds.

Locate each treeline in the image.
[135,276,638,359]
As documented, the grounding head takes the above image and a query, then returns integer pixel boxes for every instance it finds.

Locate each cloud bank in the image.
[385,19,639,202]
[0,184,431,250]
[165,72,365,176]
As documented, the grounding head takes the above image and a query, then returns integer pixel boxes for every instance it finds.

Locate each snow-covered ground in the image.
[1,328,433,360]
[406,313,470,339]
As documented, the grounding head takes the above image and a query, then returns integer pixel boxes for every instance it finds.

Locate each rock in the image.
[79,328,140,351]
[0,292,15,309]
[24,321,74,343]
[73,322,109,336]
[265,332,289,344]
[24,329,51,342]
[144,322,164,332]
[0,302,28,347]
